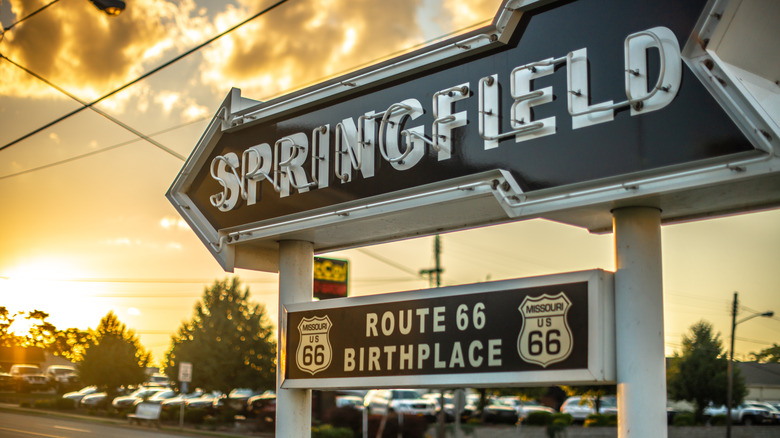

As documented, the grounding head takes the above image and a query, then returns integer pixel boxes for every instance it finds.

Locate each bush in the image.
[708,414,727,426]
[551,413,573,426]
[185,407,208,424]
[214,407,237,424]
[312,424,354,438]
[524,411,553,425]
[583,413,617,427]
[325,406,362,436]
[672,412,696,426]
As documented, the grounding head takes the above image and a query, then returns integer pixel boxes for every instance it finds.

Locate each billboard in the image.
[314,257,349,300]
[282,270,614,389]
[168,0,780,272]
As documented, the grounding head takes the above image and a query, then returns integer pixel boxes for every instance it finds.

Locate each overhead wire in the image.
[0,0,290,153]
[0,53,185,160]
[1,0,60,33]
[0,116,208,180]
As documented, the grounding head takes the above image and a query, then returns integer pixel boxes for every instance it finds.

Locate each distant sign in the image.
[178,362,192,383]
[314,257,349,300]
[282,270,615,389]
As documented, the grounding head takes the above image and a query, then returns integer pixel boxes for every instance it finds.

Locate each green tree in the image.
[164,278,276,394]
[78,312,150,398]
[751,343,780,363]
[667,320,746,423]
[0,307,24,347]
[23,310,58,349]
[50,327,93,362]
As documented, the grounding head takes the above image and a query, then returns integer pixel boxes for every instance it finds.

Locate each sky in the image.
[0,0,778,369]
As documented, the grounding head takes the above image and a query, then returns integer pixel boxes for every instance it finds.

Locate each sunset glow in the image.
[0,0,777,369]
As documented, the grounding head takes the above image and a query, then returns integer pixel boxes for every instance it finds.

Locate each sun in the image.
[0,257,108,331]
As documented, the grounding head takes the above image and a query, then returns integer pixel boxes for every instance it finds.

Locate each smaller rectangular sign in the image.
[314,257,349,300]
[283,270,614,390]
[178,362,192,383]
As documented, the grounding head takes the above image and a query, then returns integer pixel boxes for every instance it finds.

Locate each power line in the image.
[0,53,184,160]
[1,0,60,33]
[356,248,422,278]
[0,116,208,180]
[0,0,290,153]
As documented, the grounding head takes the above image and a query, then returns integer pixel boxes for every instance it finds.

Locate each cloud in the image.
[198,0,429,99]
[0,0,209,102]
[160,216,190,231]
[439,0,501,32]
[0,0,501,114]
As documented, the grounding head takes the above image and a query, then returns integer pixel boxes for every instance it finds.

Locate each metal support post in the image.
[613,207,666,438]
[277,240,314,437]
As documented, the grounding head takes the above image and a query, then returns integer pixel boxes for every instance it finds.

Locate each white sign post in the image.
[178,362,192,429]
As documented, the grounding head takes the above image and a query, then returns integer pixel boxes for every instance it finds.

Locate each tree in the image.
[50,328,93,362]
[751,344,780,363]
[0,307,24,347]
[164,278,276,394]
[78,312,150,398]
[667,320,746,423]
[23,310,58,349]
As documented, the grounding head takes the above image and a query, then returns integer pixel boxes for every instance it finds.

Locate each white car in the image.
[705,402,774,425]
[499,396,556,420]
[560,395,617,421]
[364,389,436,418]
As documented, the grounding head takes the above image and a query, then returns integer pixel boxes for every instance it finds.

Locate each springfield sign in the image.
[166,0,774,272]
[283,270,614,389]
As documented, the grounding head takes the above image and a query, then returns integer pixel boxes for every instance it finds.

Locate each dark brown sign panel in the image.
[313,257,349,300]
[168,0,779,273]
[185,0,750,232]
[283,270,614,389]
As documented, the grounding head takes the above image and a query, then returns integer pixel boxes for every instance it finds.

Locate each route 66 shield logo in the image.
[296,316,333,375]
[517,292,573,367]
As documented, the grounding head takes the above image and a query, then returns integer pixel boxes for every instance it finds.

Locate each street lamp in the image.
[727,291,773,438]
[89,0,126,16]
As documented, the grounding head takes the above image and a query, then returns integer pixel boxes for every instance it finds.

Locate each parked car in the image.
[481,398,519,424]
[112,387,167,410]
[45,365,78,390]
[744,401,780,424]
[247,392,276,420]
[499,396,556,420]
[705,402,774,425]
[215,388,261,414]
[160,390,205,412]
[364,389,437,419]
[136,388,176,406]
[9,364,48,392]
[144,373,170,387]
[335,395,364,410]
[80,392,109,409]
[0,371,13,391]
[186,391,222,410]
[62,386,98,406]
[423,392,474,422]
[560,395,617,421]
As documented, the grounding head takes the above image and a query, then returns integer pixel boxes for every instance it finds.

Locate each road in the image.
[0,410,201,438]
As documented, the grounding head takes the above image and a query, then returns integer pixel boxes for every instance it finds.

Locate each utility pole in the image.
[727,292,737,438]
[419,235,443,288]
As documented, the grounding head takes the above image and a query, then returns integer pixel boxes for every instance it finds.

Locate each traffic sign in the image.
[178,362,192,383]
